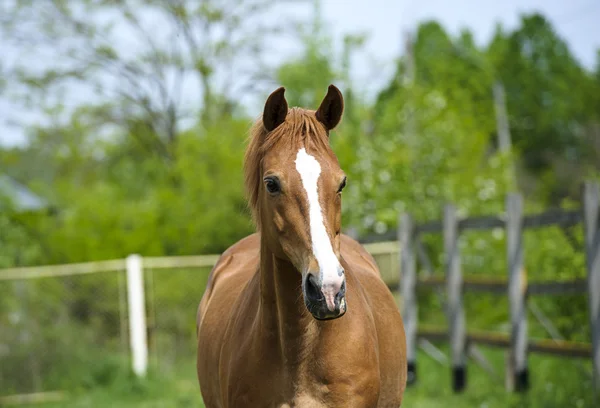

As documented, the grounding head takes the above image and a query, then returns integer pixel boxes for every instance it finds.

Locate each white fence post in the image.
[126,254,148,377]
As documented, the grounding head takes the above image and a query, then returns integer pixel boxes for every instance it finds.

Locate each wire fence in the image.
[145,266,212,373]
[0,269,128,396]
[0,242,399,398]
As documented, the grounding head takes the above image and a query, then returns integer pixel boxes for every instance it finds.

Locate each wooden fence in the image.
[399,181,600,393]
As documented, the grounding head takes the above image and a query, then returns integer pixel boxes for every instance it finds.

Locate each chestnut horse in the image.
[197,85,407,407]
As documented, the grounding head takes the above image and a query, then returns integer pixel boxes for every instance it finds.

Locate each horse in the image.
[196,85,407,407]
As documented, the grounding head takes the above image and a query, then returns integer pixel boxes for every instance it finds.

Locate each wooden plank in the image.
[418,326,591,358]
[444,204,466,392]
[418,338,448,365]
[417,276,505,293]
[470,333,591,358]
[418,326,448,342]
[506,193,529,392]
[413,208,582,236]
[459,215,505,231]
[528,338,592,358]
[416,220,443,234]
[392,276,585,296]
[523,209,582,229]
[584,181,600,394]
[415,239,436,277]
[529,300,564,343]
[467,343,499,379]
[0,259,126,280]
[528,279,587,295]
[399,213,418,385]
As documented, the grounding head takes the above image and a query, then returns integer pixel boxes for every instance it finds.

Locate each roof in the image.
[0,174,48,212]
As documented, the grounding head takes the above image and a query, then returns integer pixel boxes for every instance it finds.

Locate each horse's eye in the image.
[337,177,347,194]
[264,177,281,195]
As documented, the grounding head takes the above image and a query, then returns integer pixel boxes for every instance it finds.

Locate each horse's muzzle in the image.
[303,273,347,320]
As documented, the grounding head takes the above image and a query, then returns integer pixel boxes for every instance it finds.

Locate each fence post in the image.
[399,213,417,386]
[444,204,466,392]
[506,193,528,392]
[584,182,600,396]
[126,254,148,377]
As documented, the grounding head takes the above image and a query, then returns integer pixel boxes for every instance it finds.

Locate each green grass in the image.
[18,361,205,408]
[17,348,593,408]
[402,347,593,408]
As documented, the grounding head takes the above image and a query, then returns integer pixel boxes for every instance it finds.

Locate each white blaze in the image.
[295,148,344,311]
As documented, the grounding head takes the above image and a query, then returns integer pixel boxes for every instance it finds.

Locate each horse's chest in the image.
[226,355,380,408]
[228,386,351,408]
[222,315,382,407]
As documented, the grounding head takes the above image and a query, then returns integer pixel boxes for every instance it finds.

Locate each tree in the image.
[487,13,599,201]
[361,22,510,231]
[276,0,337,109]
[0,0,292,157]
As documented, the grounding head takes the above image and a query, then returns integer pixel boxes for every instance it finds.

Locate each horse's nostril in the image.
[305,274,322,302]
[338,280,346,298]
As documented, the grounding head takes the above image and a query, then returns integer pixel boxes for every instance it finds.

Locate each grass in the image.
[402,346,593,408]
[15,347,593,408]
[15,361,205,408]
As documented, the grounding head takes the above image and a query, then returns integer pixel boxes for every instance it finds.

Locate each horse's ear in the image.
[316,84,344,131]
[263,87,288,132]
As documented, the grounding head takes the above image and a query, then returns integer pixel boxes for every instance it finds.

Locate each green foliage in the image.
[21,360,205,408]
[402,348,594,408]
[276,2,337,109]
[488,13,600,201]
[18,350,593,408]
[0,111,254,263]
[338,21,512,236]
[0,0,289,148]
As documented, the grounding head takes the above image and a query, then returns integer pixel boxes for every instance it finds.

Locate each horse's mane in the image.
[244,107,331,228]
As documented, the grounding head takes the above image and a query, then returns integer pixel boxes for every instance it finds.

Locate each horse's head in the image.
[245,85,347,320]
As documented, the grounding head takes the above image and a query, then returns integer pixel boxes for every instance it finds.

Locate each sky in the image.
[1,0,599,147]
[322,0,599,87]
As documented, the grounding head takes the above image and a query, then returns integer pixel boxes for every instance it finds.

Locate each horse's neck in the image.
[258,241,316,366]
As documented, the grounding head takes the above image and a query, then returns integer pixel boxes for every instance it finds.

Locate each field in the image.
[18,347,592,408]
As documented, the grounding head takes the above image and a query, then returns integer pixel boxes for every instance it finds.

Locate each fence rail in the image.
[413,208,584,234]
[0,259,126,280]
[0,244,400,280]
[418,326,592,358]
[413,276,588,295]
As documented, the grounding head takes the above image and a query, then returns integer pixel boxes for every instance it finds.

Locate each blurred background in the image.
[0,0,599,407]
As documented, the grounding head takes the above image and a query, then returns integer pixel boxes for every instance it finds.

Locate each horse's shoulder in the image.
[206,233,260,287]
[197,233,260,329]
[221,232,261,259]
